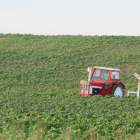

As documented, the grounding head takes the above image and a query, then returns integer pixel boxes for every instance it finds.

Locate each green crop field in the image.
[1,34,140,140]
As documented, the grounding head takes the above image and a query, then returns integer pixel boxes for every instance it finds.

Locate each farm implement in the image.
[127,73,140,98]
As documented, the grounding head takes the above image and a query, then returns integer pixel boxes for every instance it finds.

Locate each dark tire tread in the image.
[110,84,124,97]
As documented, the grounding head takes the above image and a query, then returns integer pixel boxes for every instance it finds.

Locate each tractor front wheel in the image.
[110,84,124,98]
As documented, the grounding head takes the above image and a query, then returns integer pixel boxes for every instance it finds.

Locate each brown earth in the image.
[0,37,8,40]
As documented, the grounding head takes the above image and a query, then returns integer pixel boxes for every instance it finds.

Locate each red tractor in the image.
[79,67,125,97]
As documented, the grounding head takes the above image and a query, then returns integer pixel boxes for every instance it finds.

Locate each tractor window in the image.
[92,69,109,81]
[93,69,101,77]
[111,71,119,79]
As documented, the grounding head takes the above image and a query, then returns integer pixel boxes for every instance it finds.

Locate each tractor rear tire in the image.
[110,84,124,98]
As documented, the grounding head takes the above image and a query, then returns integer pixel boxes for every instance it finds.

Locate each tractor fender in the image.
[111,82,125,89]
[117,82,125,89]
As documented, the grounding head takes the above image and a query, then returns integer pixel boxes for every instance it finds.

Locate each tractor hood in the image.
[89,79,104,86]
[88,80,104,95]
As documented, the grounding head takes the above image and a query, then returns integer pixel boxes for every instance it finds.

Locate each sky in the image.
[0,0,140,36]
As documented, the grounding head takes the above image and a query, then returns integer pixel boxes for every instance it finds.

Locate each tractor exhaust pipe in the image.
[87,67,92,81]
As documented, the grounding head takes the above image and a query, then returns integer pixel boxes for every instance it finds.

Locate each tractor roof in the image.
[94,66,120,71]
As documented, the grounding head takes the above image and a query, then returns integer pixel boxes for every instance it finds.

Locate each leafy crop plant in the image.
[0,34,140,139]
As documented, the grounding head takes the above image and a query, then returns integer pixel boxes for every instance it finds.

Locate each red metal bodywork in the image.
[79,67,124,96]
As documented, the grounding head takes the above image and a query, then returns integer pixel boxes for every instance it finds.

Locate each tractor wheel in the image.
[110,84,124,98]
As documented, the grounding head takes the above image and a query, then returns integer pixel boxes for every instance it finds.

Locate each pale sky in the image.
[0,0,140,36]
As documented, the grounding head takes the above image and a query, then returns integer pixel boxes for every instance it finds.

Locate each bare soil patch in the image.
[0,37,8,40]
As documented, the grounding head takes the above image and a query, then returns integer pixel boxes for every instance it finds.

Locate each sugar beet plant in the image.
[1,34,140,139]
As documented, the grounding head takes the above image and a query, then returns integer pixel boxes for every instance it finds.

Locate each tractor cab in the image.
[79,67,125,97]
